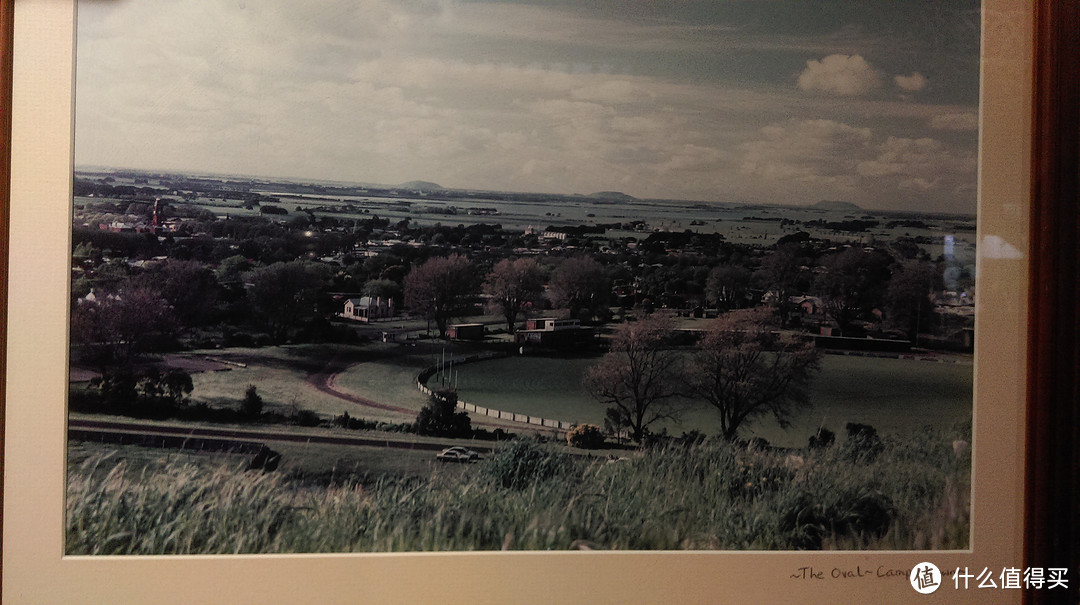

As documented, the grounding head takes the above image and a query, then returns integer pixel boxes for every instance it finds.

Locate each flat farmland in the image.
[156,190,976,254]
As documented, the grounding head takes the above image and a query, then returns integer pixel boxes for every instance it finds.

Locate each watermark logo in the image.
[910,562,942,594]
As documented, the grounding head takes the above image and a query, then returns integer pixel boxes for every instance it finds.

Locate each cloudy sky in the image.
[75,0,981,212]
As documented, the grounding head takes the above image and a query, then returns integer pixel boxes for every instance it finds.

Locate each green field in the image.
[183,344,417,423]
[447,353,973,448]
[183,341,503,423]
[169,342,972,449]
[80,188,977,258]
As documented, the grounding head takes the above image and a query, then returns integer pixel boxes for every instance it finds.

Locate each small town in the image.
[67,168,975,553]
[52,0,994,562]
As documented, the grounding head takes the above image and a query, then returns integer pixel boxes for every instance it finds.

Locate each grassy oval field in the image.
[184,344,422,423]
[446,353,973,447]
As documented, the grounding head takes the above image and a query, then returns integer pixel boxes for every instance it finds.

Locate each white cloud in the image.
[656,144,730,175]
[930,111,979,131]
[797,54,881,96]
[739,120,976,210]
[857,137,945,178]
[856,136,976,193]
[73,0,978,211]
[894,72,928,93]
[741,119,872,183]
[569,79,640,104]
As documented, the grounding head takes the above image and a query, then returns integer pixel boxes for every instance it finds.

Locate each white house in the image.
[342,296,394,323]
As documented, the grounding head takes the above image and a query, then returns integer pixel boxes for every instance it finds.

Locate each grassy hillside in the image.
[67,424,969,554]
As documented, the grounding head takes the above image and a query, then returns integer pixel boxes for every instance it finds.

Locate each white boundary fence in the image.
[416,352,576,431]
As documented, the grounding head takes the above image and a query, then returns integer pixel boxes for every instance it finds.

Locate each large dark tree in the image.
[756,242,809,324]
[549,256,609,321]
[134,259,220,327]
[884,259,942,340]
[415,391,471,437]
[706,264,752,310]
[362,278,402,305]
[246,261,330,343]
[688,307,820,441]
[71,286,179,367]
[584,314,683,443]
[483,258,544,334]
[814,246,892,335]
[403,254,476,338]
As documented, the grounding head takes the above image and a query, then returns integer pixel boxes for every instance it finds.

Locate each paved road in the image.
[68,417,496,454]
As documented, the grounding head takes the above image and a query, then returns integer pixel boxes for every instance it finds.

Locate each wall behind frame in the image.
[0,0,1042,603]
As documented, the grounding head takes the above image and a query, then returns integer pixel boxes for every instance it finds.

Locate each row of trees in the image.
[585,308,820,443]
[403,254,611,338]
[71,258,334,366]
[76,188,958,347]
[70,248,615,366]
[705,242,945,338]
[71,244,943,372]
[72,189,958,375]
[401,243,944,341]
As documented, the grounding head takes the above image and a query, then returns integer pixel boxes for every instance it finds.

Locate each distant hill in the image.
[811,200,862,212]
[587,191,636,201]
[397,180,443,192]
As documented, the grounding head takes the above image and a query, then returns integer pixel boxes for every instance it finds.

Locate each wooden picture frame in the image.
[1025,3,1080,605]
[1,1,1074,603]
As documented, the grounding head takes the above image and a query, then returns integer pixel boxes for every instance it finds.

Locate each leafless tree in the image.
[549,256,609,320]
[483,258,544,334]
[584,314,683,443]
[689,307,820,441]
[403,254,476,338]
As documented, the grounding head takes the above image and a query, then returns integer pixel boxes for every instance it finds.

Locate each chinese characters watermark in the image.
[947,567,1068,591]
[910,562,942,594]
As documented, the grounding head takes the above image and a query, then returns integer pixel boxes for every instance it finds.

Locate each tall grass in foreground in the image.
[67,428,969,554]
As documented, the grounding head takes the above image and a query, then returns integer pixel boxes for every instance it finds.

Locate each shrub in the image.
[158,369,194,404]
[97,370,138,408]
[414,391,471,438]
[779,488,895,549]
[566,424,605,449]
[334,411,378,431]
[678,430,707,445]
[86,368,194,418]
[260,204,287,215]
[842,423,883,463]
[487,438,574,490]
[291,409,322,427]
[808,427,835,449]
[242,384,264,418]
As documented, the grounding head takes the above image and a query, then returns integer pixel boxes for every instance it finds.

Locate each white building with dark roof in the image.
[342,296,394,323]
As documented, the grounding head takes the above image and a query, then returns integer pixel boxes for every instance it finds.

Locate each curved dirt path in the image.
[306,363,418,416]
[307,360,543,431]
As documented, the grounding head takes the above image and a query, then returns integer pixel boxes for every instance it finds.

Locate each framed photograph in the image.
[3,0,1047,602]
